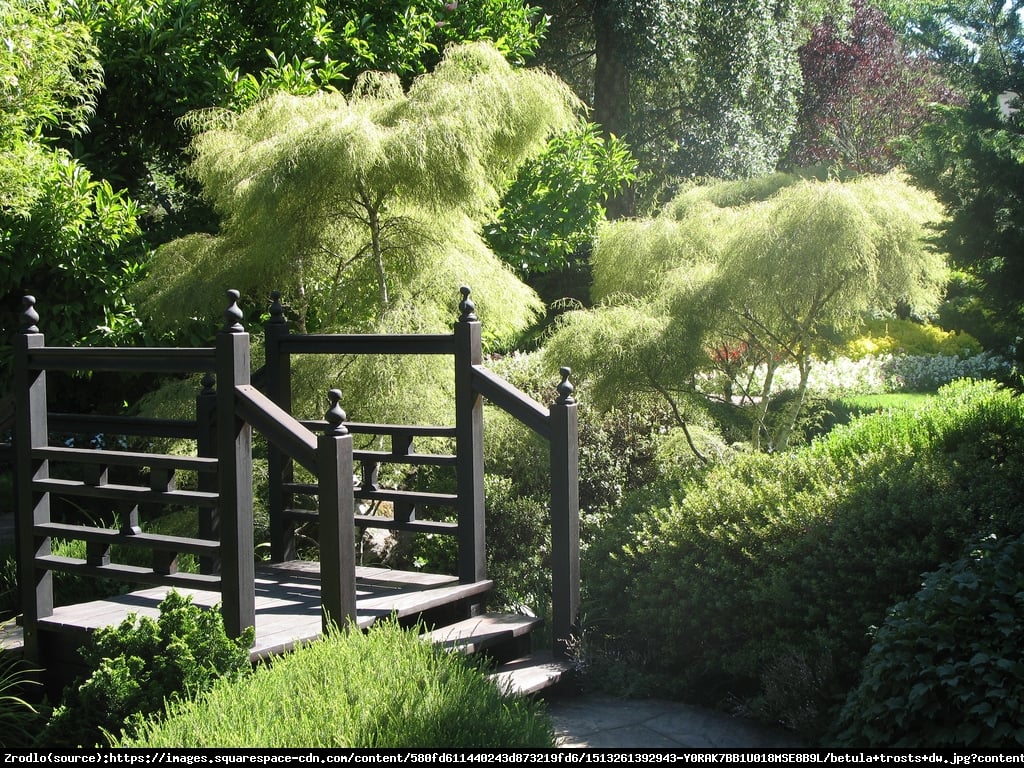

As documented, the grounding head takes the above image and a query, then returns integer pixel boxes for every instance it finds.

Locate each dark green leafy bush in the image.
[835,533,1024,748]
[121,619,555,748]
[41,591,254,747]
[583,380,1024,738]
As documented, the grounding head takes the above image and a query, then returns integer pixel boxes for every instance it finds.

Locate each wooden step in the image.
[423,612,542,655]
[489,652,576,697]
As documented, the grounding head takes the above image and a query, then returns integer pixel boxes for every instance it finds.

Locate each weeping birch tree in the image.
[136,42,579,422]
[545,171,948,454]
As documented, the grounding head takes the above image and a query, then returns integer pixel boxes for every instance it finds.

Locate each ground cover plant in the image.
[121,619,555,748]
[581,379,1024,740]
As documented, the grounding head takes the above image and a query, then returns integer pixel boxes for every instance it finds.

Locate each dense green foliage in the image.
[121,619,555,748]
[42,591,254,747]
[537,0,831,203]
[63,0,548,239]
[904,98,1024,334]
[487,123,636,275]
[582,380,1024,738]
[0,0,144,383]
[895,0,1024,340]
[835,533,1024,748]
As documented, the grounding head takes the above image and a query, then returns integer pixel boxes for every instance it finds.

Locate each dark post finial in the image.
[556,366,575,405]
[458,285,477,322]
[222,289,244,333]
[20,295,39,334]
[324,388,348,436]
[200,372,216,396]
[268,291,286,325]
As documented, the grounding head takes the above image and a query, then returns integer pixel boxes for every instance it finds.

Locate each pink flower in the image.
[444,1,458,10]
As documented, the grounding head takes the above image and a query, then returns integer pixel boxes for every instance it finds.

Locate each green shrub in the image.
[843,317,984,359]
[583,380,1024,738]
[121,619,555,748]
[41,591,254,747]
[835,534,1024,748]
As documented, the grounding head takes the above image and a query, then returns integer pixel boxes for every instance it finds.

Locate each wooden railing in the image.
[13,296,225,661]
[263,287,579,655]
[13,286,579,659]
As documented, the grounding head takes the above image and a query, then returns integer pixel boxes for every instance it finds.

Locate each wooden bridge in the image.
[11,287,579,694]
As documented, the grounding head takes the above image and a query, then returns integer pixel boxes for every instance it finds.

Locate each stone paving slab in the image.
[545,694,803,749]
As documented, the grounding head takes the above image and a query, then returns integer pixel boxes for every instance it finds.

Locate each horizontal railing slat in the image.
[355,488,459,507]
[27,347,215,373]
[35,522,220,556]
[33,477,218,505]
[48,413,199,440]
[299,420,457,439]
[35,555,221,590]
[353,516,458,535]
[282,508,458,536]
[471,365,550,439]
[282,482,458,508]
[276,334,456,356]
[352,450,456,467]
[33,447,218,473]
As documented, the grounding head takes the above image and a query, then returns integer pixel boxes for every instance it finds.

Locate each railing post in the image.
[264,291,295,562]
[317,389,357,632]
[216,290,255,640]
[13,296,52,663]
[549,367,580,659]
[454,287,486,589]
[195,372,220,575]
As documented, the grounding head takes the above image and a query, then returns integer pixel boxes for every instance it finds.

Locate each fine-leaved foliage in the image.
[583,379,1024,739]
[121,619,554,748]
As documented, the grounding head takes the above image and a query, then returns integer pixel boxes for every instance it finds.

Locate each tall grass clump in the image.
[121,619,555,748]
[583,379,1024,739]
[0,644,42,748]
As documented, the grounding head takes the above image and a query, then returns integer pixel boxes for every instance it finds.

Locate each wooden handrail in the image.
[274,333,456,356]
[233,384,317,474]
[299,420,457,439]
[25,346,215,373]
[470,365,551,439]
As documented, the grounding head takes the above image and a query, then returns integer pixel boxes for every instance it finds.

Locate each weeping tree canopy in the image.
[136,42,580,424]
[545,171,948,452]
[137,42,579,342]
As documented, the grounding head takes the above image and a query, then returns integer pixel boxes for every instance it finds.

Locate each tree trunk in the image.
[752,360,777,452]
[593,0,634,218]
[773,355,812,453]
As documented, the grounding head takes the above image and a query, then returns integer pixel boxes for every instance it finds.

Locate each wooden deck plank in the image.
[424,613,542,654]
[38,564,490,662]
[489,652,576,697]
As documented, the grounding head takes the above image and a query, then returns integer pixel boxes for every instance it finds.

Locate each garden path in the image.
[545,693,804,749]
